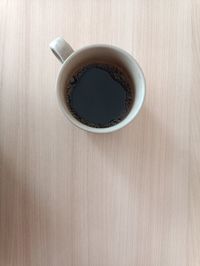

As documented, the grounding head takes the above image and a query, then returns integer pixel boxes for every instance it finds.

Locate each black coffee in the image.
[66,63,134,128]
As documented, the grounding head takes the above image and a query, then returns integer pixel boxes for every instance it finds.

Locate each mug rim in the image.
[56,44,146,133]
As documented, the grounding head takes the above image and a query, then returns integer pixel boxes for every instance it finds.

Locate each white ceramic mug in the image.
[50,37,145,133]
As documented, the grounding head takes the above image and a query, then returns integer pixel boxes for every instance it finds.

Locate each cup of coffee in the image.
[50,37,145,133]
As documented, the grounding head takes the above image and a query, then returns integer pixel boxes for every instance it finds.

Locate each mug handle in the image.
[49,37,74,63]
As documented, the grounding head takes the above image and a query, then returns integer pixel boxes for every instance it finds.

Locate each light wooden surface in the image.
[0,0,199,265]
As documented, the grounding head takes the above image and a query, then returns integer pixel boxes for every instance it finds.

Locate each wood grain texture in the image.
[0,0,199,265]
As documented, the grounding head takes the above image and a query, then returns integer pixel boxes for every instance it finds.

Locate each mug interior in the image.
[57,45,145,133]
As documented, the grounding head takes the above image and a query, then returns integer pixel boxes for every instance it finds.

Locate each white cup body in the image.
[50,39,146,133]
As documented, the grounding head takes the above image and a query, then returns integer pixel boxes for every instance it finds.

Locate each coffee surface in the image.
[66,63,134,128]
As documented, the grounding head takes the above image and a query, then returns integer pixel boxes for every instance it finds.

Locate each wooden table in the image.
[0,0,199,265]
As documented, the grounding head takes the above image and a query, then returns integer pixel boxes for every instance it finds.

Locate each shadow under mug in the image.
[49,37,146,133]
